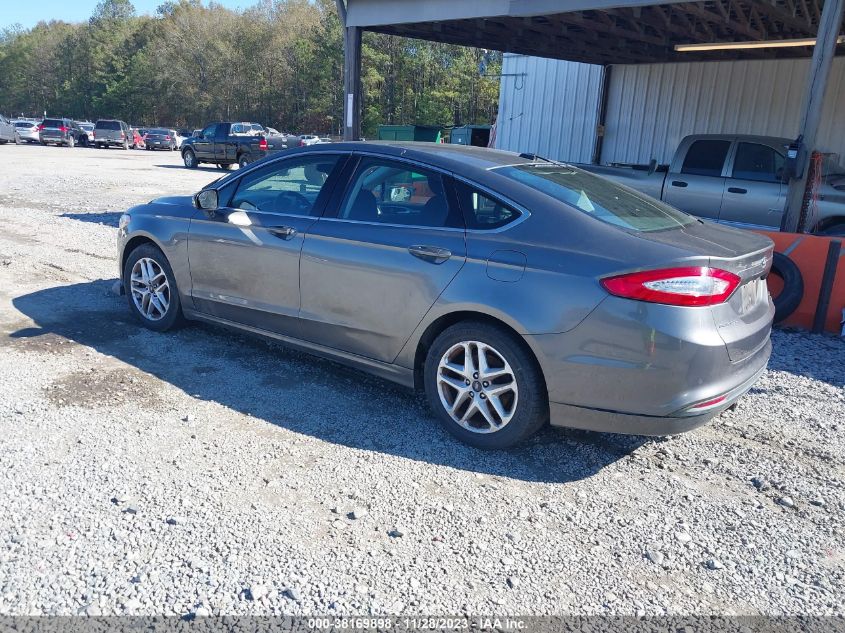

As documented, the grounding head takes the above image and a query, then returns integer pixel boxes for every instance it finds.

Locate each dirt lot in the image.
[0,144,843,617]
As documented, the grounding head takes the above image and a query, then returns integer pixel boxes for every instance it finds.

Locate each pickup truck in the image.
[180,122,286,170]
[580,134,845,236]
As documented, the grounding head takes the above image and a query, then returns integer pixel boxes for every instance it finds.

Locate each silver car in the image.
[14,120,40,143]
[117,143,774,449]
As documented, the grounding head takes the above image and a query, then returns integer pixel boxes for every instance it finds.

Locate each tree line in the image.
[0,0,501,137]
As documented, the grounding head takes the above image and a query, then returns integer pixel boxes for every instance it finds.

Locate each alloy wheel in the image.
[436,341,518,433]
[130,257,171,321]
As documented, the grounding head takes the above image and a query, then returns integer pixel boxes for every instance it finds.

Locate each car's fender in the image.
[120,204,196,310]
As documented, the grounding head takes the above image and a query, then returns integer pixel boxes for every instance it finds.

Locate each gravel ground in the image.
[0,144,843,618]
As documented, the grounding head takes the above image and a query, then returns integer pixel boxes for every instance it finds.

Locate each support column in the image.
[781,0,844,233]
[343,26,362,141]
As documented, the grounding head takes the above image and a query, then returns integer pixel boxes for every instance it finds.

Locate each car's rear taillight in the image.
[600,267,741,307]
[259,137,268,151]
[58,126,68,132]
[299,139,305,147]
[164,135,171,140]
[92,130,96,137]
[37,124,44,131]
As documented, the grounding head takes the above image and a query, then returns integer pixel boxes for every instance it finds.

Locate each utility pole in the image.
[336,0,362,141]
[781,0,845,233]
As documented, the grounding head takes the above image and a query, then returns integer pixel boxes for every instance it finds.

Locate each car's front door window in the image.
[229,155,341,216]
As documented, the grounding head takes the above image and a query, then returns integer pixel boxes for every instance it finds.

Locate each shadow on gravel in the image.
[61,212,123,227]
[10,280,649,484]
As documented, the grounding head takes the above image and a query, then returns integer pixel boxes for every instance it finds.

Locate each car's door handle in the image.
[408,245,452,264]
[727,187,748,194]
[671,180,688,188]
[267,226,297,240]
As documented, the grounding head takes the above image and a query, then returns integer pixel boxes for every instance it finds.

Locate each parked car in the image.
[13,120,39,143]
[579,134,845,236]
[180,121,285,169]
[117,143,774,449]
[298,134,320,147]
[0,115,19,143]
[93,119,132,149]
[76,122,95,144]
[144,128,178,151]
[39,118,87,147]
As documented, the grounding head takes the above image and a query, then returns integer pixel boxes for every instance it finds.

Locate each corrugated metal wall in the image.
[495,54,604,163]
[496,54,845,167]
[603,57,845,165]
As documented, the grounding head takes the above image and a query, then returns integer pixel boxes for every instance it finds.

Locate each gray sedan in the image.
[117,143,774,449]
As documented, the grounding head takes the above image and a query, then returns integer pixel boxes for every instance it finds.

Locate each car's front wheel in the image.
[123,243,185,332]
[183,149,197,168]
[423,321,548,449]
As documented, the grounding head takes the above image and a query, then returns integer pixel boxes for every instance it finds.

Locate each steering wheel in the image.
[274,191,311,214]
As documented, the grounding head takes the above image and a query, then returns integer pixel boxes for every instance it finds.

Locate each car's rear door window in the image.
[453,180,520,230]
[338,158,462,228]
[229,155,342,216]
[498,164,694,232]
[681,140,731,177]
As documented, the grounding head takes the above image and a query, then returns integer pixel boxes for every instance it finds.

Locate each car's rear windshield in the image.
[496,164,695,232]
[95,120,121,130]
[14,121,33,127]
[42,119,63,127]
[78,124,93,130]
[148,129,169,135]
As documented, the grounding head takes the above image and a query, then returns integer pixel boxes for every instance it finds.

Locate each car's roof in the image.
[298,141,537,171]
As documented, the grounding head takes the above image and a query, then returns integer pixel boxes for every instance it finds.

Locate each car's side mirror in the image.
[194,189,219,211]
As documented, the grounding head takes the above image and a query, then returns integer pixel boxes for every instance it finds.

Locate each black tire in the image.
[14,133,21,145]
[770,251,804,324]
[67,135,75,148]
[423,321,548,449]
[122,139,130,150]
[238,154,250,169]
[123,243,185,332]
[218,163,233,170]
[818,221,845,237]
[183,149,197,168]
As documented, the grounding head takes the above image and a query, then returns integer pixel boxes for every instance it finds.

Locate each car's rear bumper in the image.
[526,294,773,435]
[548,354,768,435]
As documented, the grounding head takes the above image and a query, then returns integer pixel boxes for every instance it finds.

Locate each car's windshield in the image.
[497,164,695,232]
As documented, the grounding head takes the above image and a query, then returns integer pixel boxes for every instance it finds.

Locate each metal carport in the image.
[334,0,844,232]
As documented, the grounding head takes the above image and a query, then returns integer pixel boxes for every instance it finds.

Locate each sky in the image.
[2,0,249,30]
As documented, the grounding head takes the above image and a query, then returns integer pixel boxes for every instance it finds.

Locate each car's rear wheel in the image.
[183,149,197,168]
[423,321,548,449]
[238,154,250,169]
[14,133,21,145]
[67,135,75,148]
[123,244,185,332]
